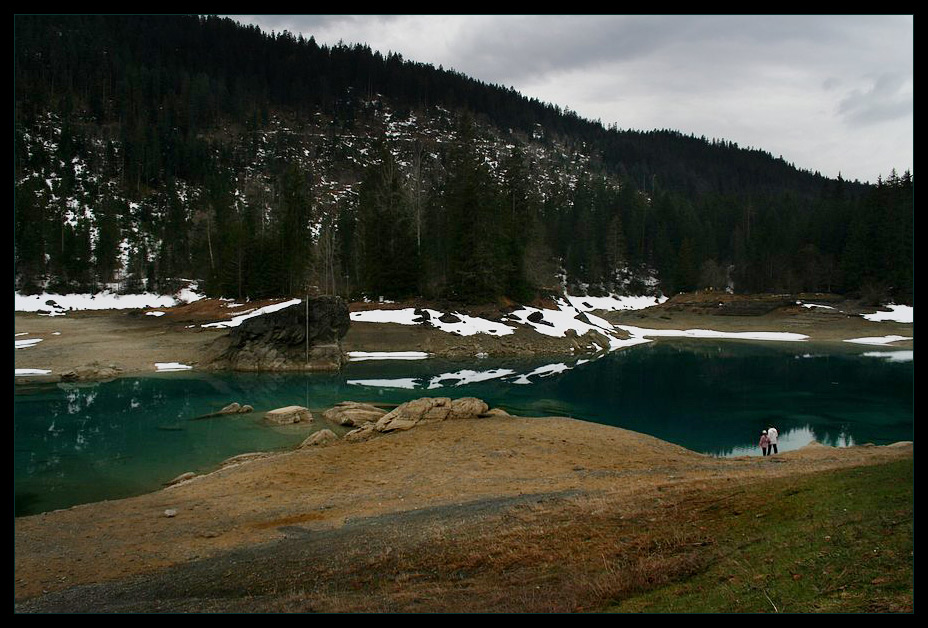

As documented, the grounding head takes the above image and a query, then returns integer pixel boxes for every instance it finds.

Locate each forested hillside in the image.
[13,15,913,305]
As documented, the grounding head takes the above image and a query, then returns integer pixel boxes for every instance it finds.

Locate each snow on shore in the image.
[614,325,809,342]
[351,294,822,355]
[862,304,913,323]
[565,294,667,312]
[155,362,193,371]
[15,368,52,376]
[201,299,302,328]
[350,308,516,336]
[15,289,203,314]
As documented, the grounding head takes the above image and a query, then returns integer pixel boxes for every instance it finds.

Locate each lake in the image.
[14,340,913,517]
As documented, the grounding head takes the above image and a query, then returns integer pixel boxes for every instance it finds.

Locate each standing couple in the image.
[759,426,779,456]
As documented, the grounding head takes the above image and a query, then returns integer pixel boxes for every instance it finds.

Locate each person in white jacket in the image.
[767,426,779,454]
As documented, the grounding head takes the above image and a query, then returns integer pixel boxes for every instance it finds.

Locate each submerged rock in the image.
[219,402,253,414]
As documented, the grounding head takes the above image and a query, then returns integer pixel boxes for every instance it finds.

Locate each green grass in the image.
[606,459,914,613]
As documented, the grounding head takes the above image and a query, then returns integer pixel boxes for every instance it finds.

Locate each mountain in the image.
[13,15,913,305]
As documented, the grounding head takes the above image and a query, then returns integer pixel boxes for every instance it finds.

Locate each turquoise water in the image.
[14,341,913,516]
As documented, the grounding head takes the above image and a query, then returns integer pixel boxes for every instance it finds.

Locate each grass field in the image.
[606,459,914,613]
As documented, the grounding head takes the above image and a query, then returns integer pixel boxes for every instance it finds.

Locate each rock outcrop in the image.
[373,397,490,433]
[300,429,338,448]
[216,296,350,371]
[59,363,122,383]
[333,397,505,443]
[264,406,313,425]
[322,401,387,427]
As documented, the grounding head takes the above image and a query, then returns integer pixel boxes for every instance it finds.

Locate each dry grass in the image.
[234,461,911,614]
[248,484,726,613]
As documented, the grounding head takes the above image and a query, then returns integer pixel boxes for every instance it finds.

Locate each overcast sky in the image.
[228,15,913,184]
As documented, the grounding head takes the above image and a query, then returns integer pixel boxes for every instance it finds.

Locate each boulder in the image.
[60,363,122,383]
[264,405,313,425]
[438,312,462,324]
[300,429,338,448]
[375,397,489,432]
[527,311,554,326]
[377,397,452,431]
[450,397,489,419]
[579,329,613,351]
[217,296,350,371]
[375,415,419,433]
[220,402,242,414]
[344,423,378,442]
[322,401,387,427]
[483,407,511,418]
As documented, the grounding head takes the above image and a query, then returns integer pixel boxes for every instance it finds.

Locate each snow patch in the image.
[201,299,302,328]
[15,368,52,376]
[614,325,809,342]
[155,362,193,371]
[15,291,186,312]
[862,304,913,323]
[565,294,667,312]
[15,338,43,349]
[350,308,515,337]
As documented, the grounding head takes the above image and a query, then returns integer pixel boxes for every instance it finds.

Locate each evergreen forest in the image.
[13,15,914,305]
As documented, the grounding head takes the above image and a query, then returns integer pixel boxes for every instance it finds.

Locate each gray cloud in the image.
[223,15,913,183]
[838,72,914,126]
